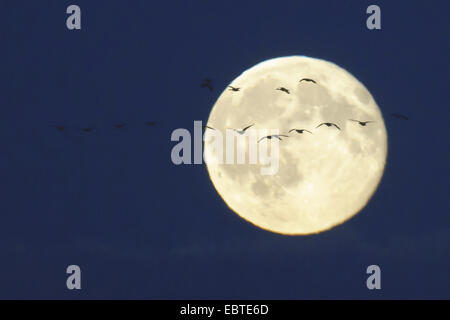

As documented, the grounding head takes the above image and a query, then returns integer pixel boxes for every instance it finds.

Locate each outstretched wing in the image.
[258,136,268,143]
[299,78,316,84]
[391,113,409,120]
[242,124,254,131]
[332,123,341,130]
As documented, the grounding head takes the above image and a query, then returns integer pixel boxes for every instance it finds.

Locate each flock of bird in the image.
[201,77,409,143]
[201,78,317,93]
[204,120,375,143]
[48,78,408,137]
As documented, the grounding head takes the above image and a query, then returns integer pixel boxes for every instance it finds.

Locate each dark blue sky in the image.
[1,0,449,299]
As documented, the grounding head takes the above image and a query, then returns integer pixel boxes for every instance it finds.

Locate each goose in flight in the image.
[228,86,241,92]
[113,122,127,129]
[391,113,409,120]
[299,78,317,84]
[316,122,340,130]
[232,124,254,134]
[276,87,290,94]
[201,78,213,91]
[348,119,374,126]
[49,125,65,132]
[203,125,215,130]
[289,129,312,134]
[258,134,289,143]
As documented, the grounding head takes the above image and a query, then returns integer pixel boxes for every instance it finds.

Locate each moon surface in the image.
[204,56,388,235]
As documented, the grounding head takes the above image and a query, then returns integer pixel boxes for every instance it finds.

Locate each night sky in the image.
[1,0,449,299]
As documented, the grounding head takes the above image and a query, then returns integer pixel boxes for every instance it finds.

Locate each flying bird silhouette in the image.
[203,125,215,130]
[113,122,127,129]
[316,122,341,130]
[49,125,65,132]
[391,113,409,120]
[289,129,313,134]
[232,124,254,134]
[276,87,290,94]
[201,78,213,91]
[258,135,289,143]
[299,78,317,84]
[348,119,374,126]
[228,86,241,92]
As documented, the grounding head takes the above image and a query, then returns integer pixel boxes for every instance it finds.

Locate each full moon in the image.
[204,56,388,235]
